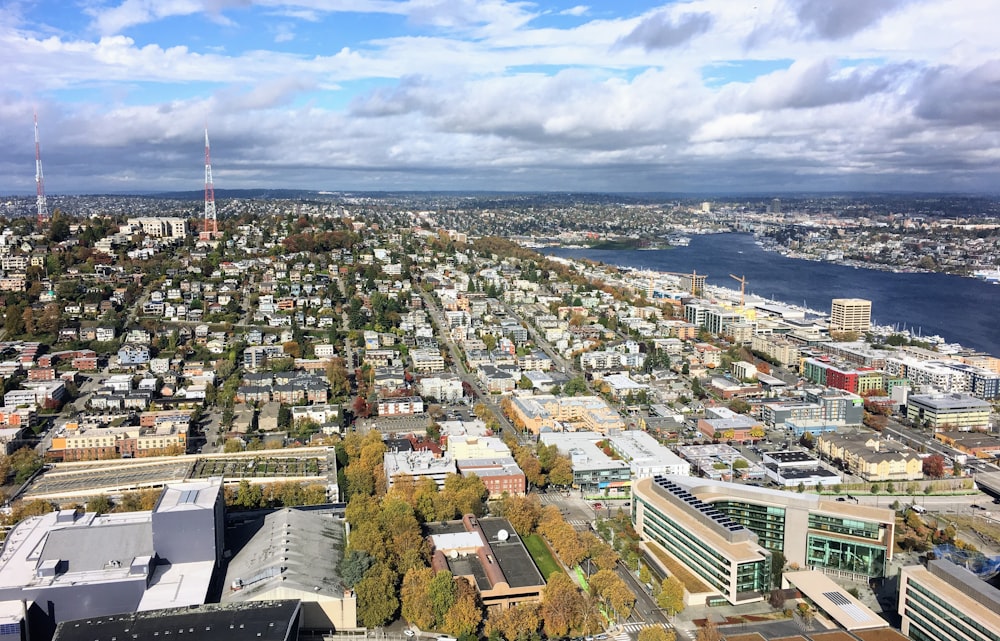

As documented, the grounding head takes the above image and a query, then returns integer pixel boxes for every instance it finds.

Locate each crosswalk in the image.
[610,621,672,639]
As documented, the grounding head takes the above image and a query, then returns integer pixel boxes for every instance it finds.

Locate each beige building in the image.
[222,508,358,630]
[507,394,624,434]
[830,298,872,333]
[899,560,1000,641]
[815,431,923,482]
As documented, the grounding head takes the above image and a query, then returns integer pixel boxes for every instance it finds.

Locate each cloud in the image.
[725,58,917,112]
[273,22,295,42]
[913,59,1000,125]
[791,0,910,40]
[559,6,588,17]
[616,11,713,51]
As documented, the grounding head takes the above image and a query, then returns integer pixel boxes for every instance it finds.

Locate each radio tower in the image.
[34,112,49,224]
[201,127,218,239]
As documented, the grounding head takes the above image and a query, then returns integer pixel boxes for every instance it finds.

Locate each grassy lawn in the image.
[524,534,562,579]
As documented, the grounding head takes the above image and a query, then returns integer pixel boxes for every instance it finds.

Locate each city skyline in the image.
[2,0,998,194]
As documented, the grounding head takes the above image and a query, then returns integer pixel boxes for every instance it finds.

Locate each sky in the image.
[1,0,999,194]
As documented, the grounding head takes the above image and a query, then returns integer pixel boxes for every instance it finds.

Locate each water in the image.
[545,233,1000,357]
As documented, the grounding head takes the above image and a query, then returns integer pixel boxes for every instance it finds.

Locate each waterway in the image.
[545,233,1000,357]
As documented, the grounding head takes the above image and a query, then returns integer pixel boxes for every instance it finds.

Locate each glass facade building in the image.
[713,501,786,552]
[900,560,1000,641]
[632,475,894,606]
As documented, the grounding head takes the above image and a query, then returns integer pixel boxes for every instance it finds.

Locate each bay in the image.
[545,233,1000,357]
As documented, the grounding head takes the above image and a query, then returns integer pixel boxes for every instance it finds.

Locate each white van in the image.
[911,504,926,514]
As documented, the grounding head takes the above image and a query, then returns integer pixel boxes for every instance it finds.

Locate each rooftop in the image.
[53,600,301,641]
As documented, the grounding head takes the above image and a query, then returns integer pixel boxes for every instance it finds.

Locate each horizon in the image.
[3,1,998,194]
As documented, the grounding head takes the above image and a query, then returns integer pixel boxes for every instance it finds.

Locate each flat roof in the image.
[54,600,301,641]
[634,477,764,564]
[784,570,887,631]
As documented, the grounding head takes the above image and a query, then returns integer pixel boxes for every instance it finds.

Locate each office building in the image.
[427,515,546,610]
[899,559,1000,641]
[632,475,894,605]
[906,393,991,431]
[829,298,872,333]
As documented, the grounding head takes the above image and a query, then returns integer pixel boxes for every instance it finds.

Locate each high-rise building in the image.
[830,298,872,332]
[899,559,1000,641]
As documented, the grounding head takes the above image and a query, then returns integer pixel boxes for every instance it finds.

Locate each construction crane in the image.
[730,274,747,307]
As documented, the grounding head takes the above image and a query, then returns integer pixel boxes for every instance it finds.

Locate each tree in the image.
[400,566,436,630]
[484,603,540,641]
[548,457,574,487]
[638,628,676,641]
[86,494,114,514]
[657,576,685,618]
[589,569,635,623]
[497,494,543,536]
[233,479,264,509]
[442,578,482,638]
[8,447,42,484]
[326,357,351,398]
[696,620,721,641]
[339,549,374,588]
[428,570,457,627]
[769,588,786,610]
[541,572,586,639]
[727,398,751,414]
[923,454,946,478]
[355,562,399,627]
[563,376,588,396]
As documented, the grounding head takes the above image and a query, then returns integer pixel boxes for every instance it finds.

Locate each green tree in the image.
[355,562,400,627]
[86,494,114,514]
[8,447,42,484]
[339,550,374,588]
[563,376,588,396]
[429,570,458,627]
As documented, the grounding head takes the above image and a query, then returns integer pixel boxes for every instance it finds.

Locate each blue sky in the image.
[2,0,999,193]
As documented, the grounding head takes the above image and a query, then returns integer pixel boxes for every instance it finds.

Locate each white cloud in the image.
[1,0,999,192]
[559,5,589,17]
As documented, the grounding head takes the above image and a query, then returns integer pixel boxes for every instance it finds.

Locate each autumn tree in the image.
[442,577,482,638]
[589,569,635,622]
[7,447,42,484]
[484,603,541,641]
[696,620,721,641]
[541,572,587,638]
[496,494,543,536]
[638,628,676,641]
[547,457,574,487]
[657,575,686,618]
[400,566,436,630]
[923,454,946,478]
[326,357,351,398]
[442,473,488,518]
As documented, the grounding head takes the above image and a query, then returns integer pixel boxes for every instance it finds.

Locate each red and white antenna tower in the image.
[202,127,218,237]
[34,112,49,224]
